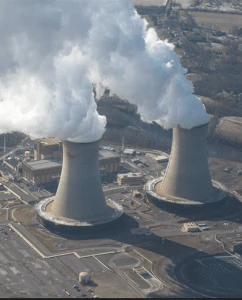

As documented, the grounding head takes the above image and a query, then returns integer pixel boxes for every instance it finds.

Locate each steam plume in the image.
[0,0,209,143]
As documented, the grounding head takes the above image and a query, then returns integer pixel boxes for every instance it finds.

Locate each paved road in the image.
[5,183,36,204]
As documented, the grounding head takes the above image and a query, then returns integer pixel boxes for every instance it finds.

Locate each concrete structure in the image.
[79,272,90,285]
[155,155,169,163]
[232,242,242,254]
[3,158,19,171]
[25,151,30,158]
[117,172,144,186]
[123,149,136,156]
[99,150,120,174]
[160,124,217,202]
[132,190,142,198]
[36,140,123,234]
[183,222,200,232]
[22,160,62,185]
[34,138,62,160]
[23,150,120,186]
[145,123,228,210]
[131,158,140,164]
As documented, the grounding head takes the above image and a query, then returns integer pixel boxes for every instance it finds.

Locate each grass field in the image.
[190,11,242,32]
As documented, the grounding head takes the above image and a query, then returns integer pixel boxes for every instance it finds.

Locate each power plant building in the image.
[182,222,200,232]
[22,160,62,185]
[117,172,144,186]
[23,149,120,185]
[99,150,120,174]
[34,138,62,160]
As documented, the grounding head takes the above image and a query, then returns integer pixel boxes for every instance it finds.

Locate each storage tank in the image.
[79,272,90,285]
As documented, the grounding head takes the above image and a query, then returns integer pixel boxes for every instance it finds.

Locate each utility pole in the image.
[3,135,6,153]
[122,136,124,153]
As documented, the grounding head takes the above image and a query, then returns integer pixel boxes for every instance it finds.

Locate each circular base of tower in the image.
[35,197,123,235]
[144,177,228,212]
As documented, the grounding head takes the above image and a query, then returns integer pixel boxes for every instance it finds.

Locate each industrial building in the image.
[144,123,228,211]
[99,150,120,174]
[34,138,62,160]
[182,222,200,232]
[117,172,144,185]
[155,155,169,163]
[23,148,120,185]
[123,149,136,156]
[36,140,123,234]
[22,160,62,185]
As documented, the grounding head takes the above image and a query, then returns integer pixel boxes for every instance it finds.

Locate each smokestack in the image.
[51,140,113,222]
[158,123,216,202]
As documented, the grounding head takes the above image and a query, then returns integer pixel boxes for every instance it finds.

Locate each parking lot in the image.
[0,225,92,298]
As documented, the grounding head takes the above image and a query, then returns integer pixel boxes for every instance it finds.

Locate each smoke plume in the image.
[0,0,209,143]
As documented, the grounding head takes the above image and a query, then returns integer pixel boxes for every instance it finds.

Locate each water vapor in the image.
[0,0,209,143]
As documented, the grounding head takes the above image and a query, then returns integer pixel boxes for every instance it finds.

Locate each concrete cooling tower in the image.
[36,140,123,234]
[145,123,228,211]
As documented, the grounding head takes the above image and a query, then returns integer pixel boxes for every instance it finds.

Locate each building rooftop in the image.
[25,160,62,171]
[37,137,61,145]
[155,155,169,161]
[100,146,114,151]
[184,222,199,228]
[4,158,19,169]
[99,150,117,159]
[118,172,143,178]
[124,149,135,155]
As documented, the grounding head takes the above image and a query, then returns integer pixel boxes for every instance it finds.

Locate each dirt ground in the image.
[133,0,168,6]
[0,210,7,222]
[12,206,36,225]
[209,157,242,193]
[190,11,242,32]
[215,117,242,144]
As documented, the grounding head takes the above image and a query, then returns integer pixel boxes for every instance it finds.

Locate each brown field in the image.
[133,0,167,6]
[190,11,242,32]
[0,210,7,222]
[174,0,198,9]
[215,116,242,144]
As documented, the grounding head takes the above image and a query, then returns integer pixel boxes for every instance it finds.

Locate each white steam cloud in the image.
[0,0,209,143]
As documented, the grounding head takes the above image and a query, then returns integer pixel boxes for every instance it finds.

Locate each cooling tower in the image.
[159,123,216,201]
[51,140,112,221]
[145,123,228,210]
[36,140,123,234]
